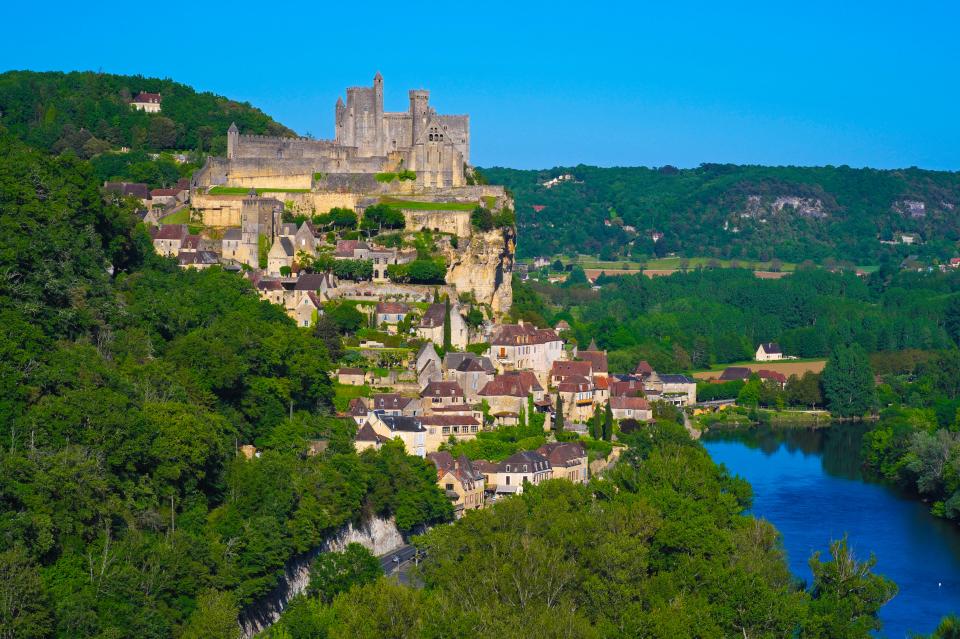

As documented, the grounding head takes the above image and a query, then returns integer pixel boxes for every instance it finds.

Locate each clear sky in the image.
[3,1,958,170]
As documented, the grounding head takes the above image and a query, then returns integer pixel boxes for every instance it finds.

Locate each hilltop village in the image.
[125,75,700,515]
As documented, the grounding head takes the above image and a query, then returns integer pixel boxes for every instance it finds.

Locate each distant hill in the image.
[0,70,294,157]
[481,164,960,265]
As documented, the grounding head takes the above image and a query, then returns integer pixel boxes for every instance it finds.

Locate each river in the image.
[702,423,960,638]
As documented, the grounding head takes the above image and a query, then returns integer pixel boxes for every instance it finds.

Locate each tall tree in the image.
[821,344,877,417]
[553,395,564,433]
[946,295,960,347]
[180,590,240,639]
[589,404,602,439]
[804,536,897,638]
[603,401,614,441]
[443,295,452,352]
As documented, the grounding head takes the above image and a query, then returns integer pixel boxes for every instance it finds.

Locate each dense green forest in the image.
[482,164,960,264]
[0,131,450,637]
[0,70,294,157]
[263,422,898,638]
[510,267,960,373]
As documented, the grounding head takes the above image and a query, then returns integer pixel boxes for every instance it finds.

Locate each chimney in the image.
[518,319,524,327]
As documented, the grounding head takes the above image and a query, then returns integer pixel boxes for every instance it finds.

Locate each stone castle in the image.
[224,73,469,187]
[188,74,514,314]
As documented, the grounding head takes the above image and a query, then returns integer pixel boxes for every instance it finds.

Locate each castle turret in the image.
[227,122,239,159]
[335,97,345,144]
[373,72,384,155]
[409,89,429,142]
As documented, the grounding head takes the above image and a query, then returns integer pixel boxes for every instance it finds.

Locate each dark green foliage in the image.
[307,543,382,603]
[515,264,958,372]
[602,400,613,441]
[442,295,452,351]
[804,536,897,638]
[470,206,493,231]
[331,258,373,281]
[483,164,960,264]
[324,301,366,334]
[361,204,405,231]
[387,259,447,284]
[822,344,877,417]
[0,133,451,636]
[554,395,564,432]
[0,70,293,155]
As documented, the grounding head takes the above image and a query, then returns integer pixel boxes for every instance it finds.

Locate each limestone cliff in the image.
[445,225,515,316]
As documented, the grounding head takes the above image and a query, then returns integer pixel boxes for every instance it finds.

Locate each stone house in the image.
[267,237,295,275]
[421,414,482,452]
[354,422,389,453]
[550,360,594,386]
[292,291,322,327]
[446,354,496,403]
[478,451,552,497]
[152,224,188,257]
[756,342,783,361]
[537,442,588,483]
[576,341,609,378]
[417,303,469,349]
[293,221,318,257]
[478,371,545,423]
[658,374,697,406]
[292,272,337,308]
[365,411,427,457]
[337,367,366,386]
[368,393,422,416]
[557,376,595,423]
[610,396,653,421]
[177,250,219,270]
[415,342,442,388]
[375,301,410,326]
[131,91,161,112]
[222,228,243,261]
[104,181,151,205]
[610,377,645,398]
[420,381,466,413]
[255,278,285,305]
[487,321,565,384]
[427,452,485,517]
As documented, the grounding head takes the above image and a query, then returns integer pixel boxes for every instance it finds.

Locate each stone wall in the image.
[401,209,471,236]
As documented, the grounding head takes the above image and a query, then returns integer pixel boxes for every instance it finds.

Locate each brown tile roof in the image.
[376,302,410,314]
[610,380,644,397]
[610,396,650,411]
[104,181,151,200]
[150,188,181,197]
[257,279,283,291]
[537,442,586,467]
[182,235,201,250]
[133,92,161,103]
[153,224,188,240]
[370,393,413,411]
[490,323,561,346]
[719,367,752,381]
[295,272,336,291]
[635,360,654,376]
[478,371,543,397]
[338,367,365,376]
[593,375,609,390]
[758,369,787,384]
[419,303,446,328]
[578,350,608,373]
[420,381,464,398]
[551,360,593,379]
[355,422,388,443]
[348,398,368,416]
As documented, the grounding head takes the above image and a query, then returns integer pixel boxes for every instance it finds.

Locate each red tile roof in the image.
[551,360,593,380]
[133,92,161,103]
[478,371,543,397]
[610,396,650,411]
[490,323,561,346]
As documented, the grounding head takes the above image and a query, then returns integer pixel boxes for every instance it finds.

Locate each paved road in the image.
[380,544,419,585]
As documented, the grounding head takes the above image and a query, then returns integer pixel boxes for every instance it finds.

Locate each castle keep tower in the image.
[223,74,470,187]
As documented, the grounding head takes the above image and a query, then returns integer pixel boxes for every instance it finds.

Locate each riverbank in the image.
[695,406,832,433]
[702,423,960,637]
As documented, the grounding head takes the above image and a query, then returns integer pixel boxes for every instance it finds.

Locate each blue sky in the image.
[3,1,958,169]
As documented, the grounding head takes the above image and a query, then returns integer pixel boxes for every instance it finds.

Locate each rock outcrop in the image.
[238,516,404,638]
[445,225,515,316]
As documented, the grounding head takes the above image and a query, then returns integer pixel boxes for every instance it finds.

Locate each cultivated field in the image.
[693,359,826,380]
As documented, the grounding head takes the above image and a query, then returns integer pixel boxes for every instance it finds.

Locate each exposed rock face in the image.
[445,225,515,316]
[238,516,404,638]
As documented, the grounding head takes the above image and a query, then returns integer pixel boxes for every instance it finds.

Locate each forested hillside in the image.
[0,132,450,637]
[0,70,294,157]
[510,266,960,373]
[482,164,960,264]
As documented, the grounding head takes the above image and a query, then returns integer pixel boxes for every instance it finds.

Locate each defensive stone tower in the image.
[227,122,239,160]
[373,72,384,156]
[409,89,430,144]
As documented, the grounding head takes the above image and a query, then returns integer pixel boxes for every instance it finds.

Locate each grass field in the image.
[208,186,311,195]
[380,197,476,211]
[332,382,370,412]
[526,254,879,274]
[158,208,190,224]
[692,359,827,380]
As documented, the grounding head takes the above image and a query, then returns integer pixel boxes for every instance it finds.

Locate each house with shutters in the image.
[427,451,486,517]
[756,342,784,361]
[487,321,565,384]
[537,442,588,483]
